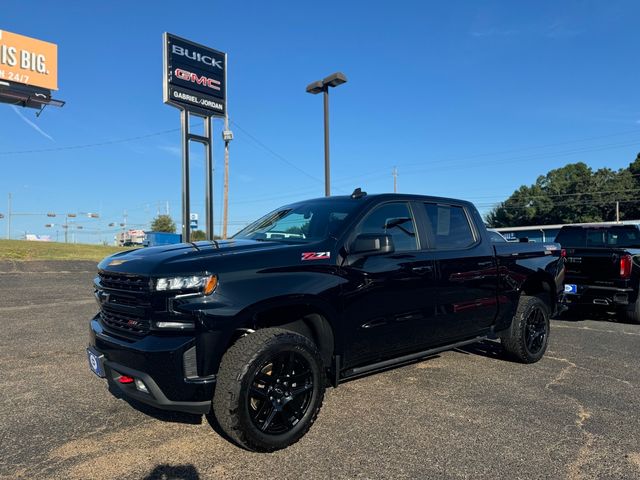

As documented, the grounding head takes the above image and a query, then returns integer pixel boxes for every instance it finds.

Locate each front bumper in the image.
[89,315,216,414]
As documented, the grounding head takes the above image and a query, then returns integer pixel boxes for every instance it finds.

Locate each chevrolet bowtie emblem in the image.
[108,259,128,266]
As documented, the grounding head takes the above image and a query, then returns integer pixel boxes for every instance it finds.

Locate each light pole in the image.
[305,72,347,197]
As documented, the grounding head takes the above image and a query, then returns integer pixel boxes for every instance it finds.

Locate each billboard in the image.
[0,29,58,90]
[163,33,225,117]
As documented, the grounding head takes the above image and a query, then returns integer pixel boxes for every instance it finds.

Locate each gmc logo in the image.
[174,68,221,92]
[172,45,223,70]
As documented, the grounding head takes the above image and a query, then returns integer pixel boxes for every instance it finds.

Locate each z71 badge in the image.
[301,252,330,261]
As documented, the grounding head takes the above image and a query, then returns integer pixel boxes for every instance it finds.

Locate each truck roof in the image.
[560,224,639,230]
[286,192,476,209]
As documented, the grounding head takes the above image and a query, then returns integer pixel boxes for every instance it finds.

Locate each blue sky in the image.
[1,1,639,243]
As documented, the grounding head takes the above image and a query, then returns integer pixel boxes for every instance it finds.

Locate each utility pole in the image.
[221,57,233,240]
[6,193,11,240]
[222,122,234,239]
[616,201,620,223]
[392,167,398,193]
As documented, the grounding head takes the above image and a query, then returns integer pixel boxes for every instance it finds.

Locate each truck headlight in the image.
[155,274,218,294]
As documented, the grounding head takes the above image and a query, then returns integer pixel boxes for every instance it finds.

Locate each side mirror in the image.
[350,233,395,256]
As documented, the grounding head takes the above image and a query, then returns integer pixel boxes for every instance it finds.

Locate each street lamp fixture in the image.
[305,71,348,197]
[305,81,324,95]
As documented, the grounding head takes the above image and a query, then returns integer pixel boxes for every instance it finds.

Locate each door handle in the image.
[412,265,433,274]
[477,261,494,268]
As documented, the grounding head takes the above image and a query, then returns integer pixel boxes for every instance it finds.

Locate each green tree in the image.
[629,152,640,178]
[626,152,640,219]
[486,161,638,227]
[150,214,176,233]
[190,229,206,241]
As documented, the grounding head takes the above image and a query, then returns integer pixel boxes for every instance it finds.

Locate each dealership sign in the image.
[163,33,226,117]
[0,29,58,90]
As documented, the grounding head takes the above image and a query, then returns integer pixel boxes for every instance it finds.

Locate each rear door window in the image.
[423,203,476,250]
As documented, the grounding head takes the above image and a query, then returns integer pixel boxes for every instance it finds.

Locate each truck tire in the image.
[500,294,550,363]
[212,328,325,452]
[623,300,640,324]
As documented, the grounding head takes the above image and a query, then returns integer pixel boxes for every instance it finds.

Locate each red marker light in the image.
[560,249,567,258]
[118,375,134,384]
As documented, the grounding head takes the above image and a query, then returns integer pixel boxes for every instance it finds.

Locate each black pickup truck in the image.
[556,224,640,323]
[88,191,564,451]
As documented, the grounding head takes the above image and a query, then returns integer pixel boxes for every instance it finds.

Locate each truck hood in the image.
[97,239,303,275]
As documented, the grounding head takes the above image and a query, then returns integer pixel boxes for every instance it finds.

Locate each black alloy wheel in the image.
[501,294,550,363]
[247,351,314,434]
[524,306,548,355]
[212,328,325,452]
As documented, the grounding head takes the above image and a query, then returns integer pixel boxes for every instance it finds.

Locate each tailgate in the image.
[564,248,624,283]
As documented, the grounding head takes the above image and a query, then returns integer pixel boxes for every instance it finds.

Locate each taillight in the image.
[560,249,567,258]
[620,254,633,278]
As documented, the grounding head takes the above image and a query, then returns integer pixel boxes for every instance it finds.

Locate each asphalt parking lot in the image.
[0,260,639,480]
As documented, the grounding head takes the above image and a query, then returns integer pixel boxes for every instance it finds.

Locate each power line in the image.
[398,128,640,170]
[393,138,640,178]
[471,187,640,203]
[230,120,325,184]
[477,194,640,209]
[0,128,181,156]
[489,198,640,210]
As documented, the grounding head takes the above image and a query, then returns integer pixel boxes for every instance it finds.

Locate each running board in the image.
[342,336,488,379]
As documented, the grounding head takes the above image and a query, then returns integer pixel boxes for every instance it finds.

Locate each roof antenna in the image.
[351,187,367,199]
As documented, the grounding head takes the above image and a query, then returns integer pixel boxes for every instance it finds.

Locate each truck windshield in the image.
[556,226,640,248]
[233,200,359,243]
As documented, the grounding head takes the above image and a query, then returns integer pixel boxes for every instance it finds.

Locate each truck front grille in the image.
[100,304,150,336]
[98,271,150,292]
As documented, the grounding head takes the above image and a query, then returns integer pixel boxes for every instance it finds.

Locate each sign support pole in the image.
[181,109,191,243]
[180,109,215,243]
[204,116,214,241]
